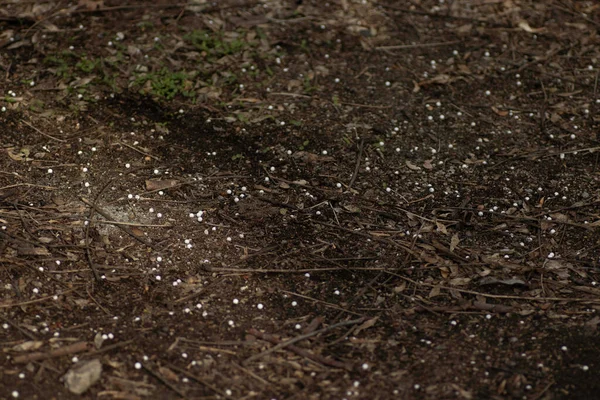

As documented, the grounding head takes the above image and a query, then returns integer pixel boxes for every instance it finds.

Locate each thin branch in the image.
[389,272,600,303]
[376,40,462,50]
[0,290,74,309]
[142,364,188,399]
[93,220,172,228]
[247,328,352,370]
[21,120,67,143]
[116,141,161,161]
[85,340,134,356]
[13,341,92,364]
[244,317,365,365]
[164,363,224,396]
[0,183,56,191]
[348,137,364,190]
[279,289,364,316]
[204,266,387,274]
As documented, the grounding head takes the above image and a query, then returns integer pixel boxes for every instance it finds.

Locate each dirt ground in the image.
[1,0,600,399]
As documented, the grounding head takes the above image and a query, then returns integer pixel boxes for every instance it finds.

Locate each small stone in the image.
[63,359,102,394]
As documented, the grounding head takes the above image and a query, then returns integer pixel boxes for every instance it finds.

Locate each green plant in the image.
[134,68,194,100]
[101,71,118,91]
[255,27,267,40]
[300,39,309,53]
[221,72,238,86]
[299,140,310,150]
[137,21,154,30]
[235,112,249,123]
[29,99,44,112]
[43,52,76,79]
[303,75,317,93]
[76,57,98,73]
[184,30,249,60]
[341,134,352,146]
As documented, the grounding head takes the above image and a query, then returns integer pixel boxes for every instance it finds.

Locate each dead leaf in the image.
[158,366,178,382]
[369,231,390,237]
[450,233,460,252]
[78,0,104,11]
[293,151,333,164]
[412,80,421,93]
[127,45,142,57]
[315,65,330,76]
[342,204,361,213]
[556,90,582,98]
[428,285,441,298]
[435,221,448,235]
[450,384,473,399]
[237,97,262,103]
[7,40,29,50]
[456,24,472,35]
[254,184,274,193]
[491,106,508,117]
[546,259,570,279]
[418,74,453,87]
[17,246,50,256]
[439,266,450,279]
[549,213,569,222]
[574,286,600,296]
[405,160,421,170]
[518,20,545,33]
[354,317,378,335]
[94,332,105,349]
[287,79,302,91]
[565,22,588,30]
[393,282,406,293]
[537,197,545,208]
[584,316,600,332]
[492,223,508,231]
[70,76,96,87]
[7,147,32,162]
[75,299,91,307]
[457,64,471,75]
[479,277,527,286]
[40,22,60,32]
[130,227,145,238]
[12,341,44,352]
[145,179,180,191]
[449,277,471,286]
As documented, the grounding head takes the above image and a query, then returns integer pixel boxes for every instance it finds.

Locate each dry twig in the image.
[142,364,188,399]
[244,317,365,366]
[13,341,92,364]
